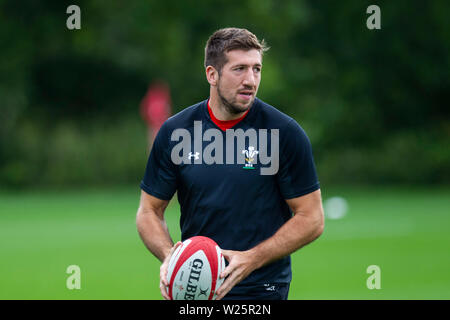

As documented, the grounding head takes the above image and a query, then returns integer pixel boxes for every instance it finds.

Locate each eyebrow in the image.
[232,63,262,68]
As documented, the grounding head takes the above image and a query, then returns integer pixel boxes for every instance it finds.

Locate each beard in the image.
[217,83,255,115]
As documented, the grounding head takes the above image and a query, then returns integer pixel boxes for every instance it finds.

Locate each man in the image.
[136,28,324,300]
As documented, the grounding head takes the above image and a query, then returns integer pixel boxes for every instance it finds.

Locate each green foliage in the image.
[1,116,148,188]
[0,0,449,187]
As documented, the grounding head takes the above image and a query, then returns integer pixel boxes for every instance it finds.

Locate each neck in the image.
[209,88,247,121]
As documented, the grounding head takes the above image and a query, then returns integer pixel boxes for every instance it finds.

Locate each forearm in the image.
[136,207,174,262]
[216,207,324,299]
[249,209,324,270]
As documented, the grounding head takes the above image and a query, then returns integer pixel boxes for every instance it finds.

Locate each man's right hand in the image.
[159,241,182,300]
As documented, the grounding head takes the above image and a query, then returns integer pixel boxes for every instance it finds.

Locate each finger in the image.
[160,282,170,300]
[217,264,241,296]
[215,275,236,300]
[219,250,235,279]
[161,270,169,287]
[220,263,235,279]
[161,241,183,286]
[220,249,232,262]
[160,262,169,286]
[160,241,183,298]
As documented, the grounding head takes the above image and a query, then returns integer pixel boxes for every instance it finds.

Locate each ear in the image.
[206,65,219,86]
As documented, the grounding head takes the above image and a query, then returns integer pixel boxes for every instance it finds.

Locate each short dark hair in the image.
[204,28,269,72]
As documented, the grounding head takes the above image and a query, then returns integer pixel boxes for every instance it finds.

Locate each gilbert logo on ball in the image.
[166,236,225,300]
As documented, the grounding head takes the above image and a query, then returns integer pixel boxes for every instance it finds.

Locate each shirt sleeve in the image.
[276,119,320,199]
[140,122,177,200]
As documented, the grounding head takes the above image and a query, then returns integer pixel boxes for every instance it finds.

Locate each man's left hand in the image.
[215,249,258,300]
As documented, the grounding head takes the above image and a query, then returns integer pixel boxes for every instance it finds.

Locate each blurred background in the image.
[0,0,449,299]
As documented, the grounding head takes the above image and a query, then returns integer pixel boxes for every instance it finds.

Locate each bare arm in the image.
[248,189,325,268]
[136,190,183,300]
[136,190,173,262]
[216,189,324,299]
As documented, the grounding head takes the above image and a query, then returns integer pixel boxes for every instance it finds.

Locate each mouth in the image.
[237,90,254,101]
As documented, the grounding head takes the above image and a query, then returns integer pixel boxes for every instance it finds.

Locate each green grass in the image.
[0,185,449,299]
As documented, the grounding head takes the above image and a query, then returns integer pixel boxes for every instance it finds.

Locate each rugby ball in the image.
[166,236,226,300]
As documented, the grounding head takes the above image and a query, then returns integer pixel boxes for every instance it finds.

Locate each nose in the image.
[242,68,257,87]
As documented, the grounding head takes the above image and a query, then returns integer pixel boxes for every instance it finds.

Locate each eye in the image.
[254,66,261,73]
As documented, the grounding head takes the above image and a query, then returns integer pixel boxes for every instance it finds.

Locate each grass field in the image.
[0,185,449,299]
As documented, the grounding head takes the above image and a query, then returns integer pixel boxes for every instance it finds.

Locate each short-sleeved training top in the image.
[141,98,320,287]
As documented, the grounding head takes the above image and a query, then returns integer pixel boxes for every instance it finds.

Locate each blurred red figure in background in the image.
[140,81,172,146]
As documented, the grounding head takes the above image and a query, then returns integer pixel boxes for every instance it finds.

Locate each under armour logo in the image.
[188,152,199,160]
[264,284,276,291]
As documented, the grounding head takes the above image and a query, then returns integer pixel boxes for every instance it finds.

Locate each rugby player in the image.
[136,27,324,300]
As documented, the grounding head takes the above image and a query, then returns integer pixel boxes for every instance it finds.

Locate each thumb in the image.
[167,241,183,261]
[220,249,233,262]
[219,250,235,279]
[173,241,183,251]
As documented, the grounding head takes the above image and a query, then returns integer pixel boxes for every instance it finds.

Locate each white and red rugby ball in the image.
[166,236,226,300]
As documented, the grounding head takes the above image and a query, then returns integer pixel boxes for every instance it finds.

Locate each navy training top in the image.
[140,98,320,288]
